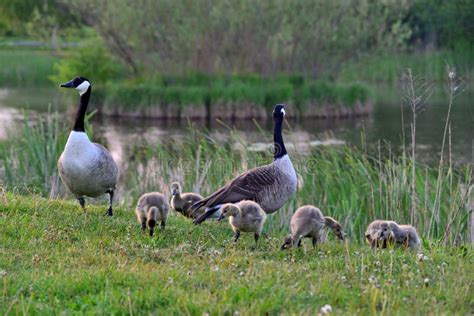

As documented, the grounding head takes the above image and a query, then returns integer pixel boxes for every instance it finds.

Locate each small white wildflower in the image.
[441,262,447,268]
[0,270,7,277]
[448,71,455,80]
[233,311,240,316]
[239,271,245,277]
[424,278,430,286]
[416,253,428,262]
[320,304,332,314]
[341,276,347,283]
[368,275,378,284]
[213,265,220,272]
[375,261,381,267]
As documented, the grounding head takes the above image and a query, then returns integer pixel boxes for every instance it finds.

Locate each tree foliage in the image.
[64,0,413,77]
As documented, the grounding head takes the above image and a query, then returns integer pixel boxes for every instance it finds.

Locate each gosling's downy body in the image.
[365,220,394,249]
[135,192,170,236]
[170,182,206,219]
[218,200,267,244]
[281,205,344,250]
[57,76,119,215]
[388,222,421,250]
[192,104,297,224]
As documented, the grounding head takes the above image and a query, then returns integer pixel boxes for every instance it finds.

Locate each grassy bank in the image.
[0,193,472,314]
[0,115,471,243]
[99,75,372,119]
[0,50,60,87]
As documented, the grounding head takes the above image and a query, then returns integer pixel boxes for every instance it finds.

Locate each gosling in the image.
[281,205,344,250]
[135,192,170,236]
[170,182,205,219]
[217,200,267,245]
[365,220,394,249]
[388,221,421,251]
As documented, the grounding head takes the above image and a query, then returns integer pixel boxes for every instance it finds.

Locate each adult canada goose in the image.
[280,205,344,250]
[192,104,297,224]
[58,76,119,215]
[217,200,267,245]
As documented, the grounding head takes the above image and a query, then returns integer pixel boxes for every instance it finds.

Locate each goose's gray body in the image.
[58,131,118,198]
[192,104,297,224]
[193,155,297,215]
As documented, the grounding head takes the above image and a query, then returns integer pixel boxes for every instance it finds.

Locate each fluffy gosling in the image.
[217,200,267,245]
[365,220,394,249]
[388,222,421,250]
[170,182,205,219]
[135,192,170,236]
[281,205,344,250]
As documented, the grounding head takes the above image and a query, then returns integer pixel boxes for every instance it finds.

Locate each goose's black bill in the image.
[217,213,225,221]
[60,80,75,88]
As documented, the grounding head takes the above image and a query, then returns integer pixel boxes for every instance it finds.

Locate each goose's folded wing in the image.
[205,164,277,207]
[92,143,119,185]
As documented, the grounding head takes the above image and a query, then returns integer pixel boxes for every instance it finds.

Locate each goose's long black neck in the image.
[273,117,287,160]
[72,87,91,132]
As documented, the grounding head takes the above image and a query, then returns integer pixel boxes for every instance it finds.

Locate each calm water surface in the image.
[0,88,472,166]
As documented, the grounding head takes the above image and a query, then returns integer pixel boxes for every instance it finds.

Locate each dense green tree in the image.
[64,0,413,77]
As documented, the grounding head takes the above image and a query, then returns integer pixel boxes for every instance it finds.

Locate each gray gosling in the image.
[365,220,394,249]
[135,192,170,236]
[387,221,421,251]
[170,182,205,219]
[281,205,344,250]
[217,200,267,245]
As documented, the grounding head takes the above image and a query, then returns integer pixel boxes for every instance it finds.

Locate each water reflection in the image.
[0,87,472,166]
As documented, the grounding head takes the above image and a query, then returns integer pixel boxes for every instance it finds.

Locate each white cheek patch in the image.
[281,108,286,116]
[75,81,91,95]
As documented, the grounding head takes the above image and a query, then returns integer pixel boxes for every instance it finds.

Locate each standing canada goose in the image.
[192,104,297,224]
[135,192,170,236]
[365,220,394,248]
[281,205,344,250]
[388,222,421,251]
[217,200,267,245]
[58,76,119,215]
[170,182,205,219]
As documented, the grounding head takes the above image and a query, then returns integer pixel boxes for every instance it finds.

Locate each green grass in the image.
[101,75,371,114]
[0,50,61,87]
[338,49,474,85]
[0,115,471,243]
[0,193,472,314]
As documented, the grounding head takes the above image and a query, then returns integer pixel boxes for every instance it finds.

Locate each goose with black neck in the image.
[57,76,119,216]
[192,104,297,224]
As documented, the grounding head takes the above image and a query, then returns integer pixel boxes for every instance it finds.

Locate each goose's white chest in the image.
[60,131,98,174]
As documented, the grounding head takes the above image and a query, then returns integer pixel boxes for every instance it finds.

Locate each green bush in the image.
[49,36,124,86]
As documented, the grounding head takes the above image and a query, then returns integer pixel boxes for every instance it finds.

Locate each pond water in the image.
[0,87,472,166]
